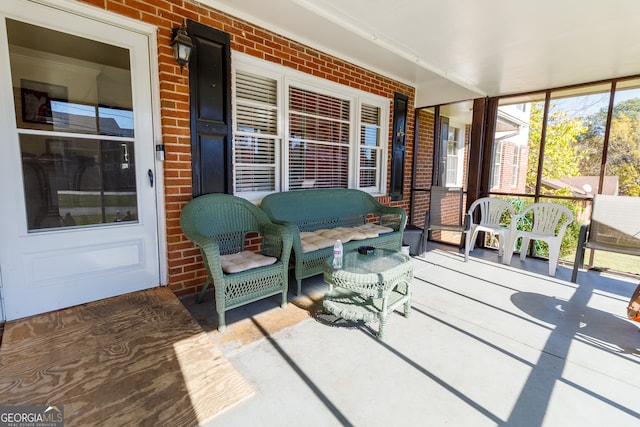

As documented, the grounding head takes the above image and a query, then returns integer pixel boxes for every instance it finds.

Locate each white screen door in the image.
[0,1,161,320]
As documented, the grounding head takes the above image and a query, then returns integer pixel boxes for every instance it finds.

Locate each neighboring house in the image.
[541,176,619,222]
[491,103,531,194]
[541,176,619,198]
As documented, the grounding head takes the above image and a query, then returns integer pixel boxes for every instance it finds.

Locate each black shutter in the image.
[390,92,408,201]
[187,20,232,196]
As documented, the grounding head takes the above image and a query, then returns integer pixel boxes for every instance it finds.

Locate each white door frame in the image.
[0,0,167,321]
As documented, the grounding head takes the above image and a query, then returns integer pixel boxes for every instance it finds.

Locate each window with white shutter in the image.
[234,71,278,194]
[492,140,503,188]
[359,103,382,189]
[511,145,520,187]
[288,87,350,189]
[232,53,389,201]
[445,126,460,186]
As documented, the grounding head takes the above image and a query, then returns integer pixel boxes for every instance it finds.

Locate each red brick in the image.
[77,0,416,301]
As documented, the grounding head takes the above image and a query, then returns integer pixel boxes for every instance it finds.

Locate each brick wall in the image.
[411,109,435,228]
[492,141,529,194]
[78,0,416,297]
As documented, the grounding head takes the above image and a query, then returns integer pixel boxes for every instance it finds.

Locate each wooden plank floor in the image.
[0,287,253,426]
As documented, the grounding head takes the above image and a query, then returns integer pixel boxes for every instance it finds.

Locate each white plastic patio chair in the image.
[465,197,515,262]
[505,202,574,275]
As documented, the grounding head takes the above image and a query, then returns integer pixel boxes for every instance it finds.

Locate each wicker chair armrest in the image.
[271,221,302,253]
[377,206,407,230]
[196,237,224,279]
[262,223,294,264]
[268,219,300,234]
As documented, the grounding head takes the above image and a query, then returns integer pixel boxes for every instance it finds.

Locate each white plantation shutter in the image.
[234,71,278,193]
[288,87,350,189]
[359,103,382,189]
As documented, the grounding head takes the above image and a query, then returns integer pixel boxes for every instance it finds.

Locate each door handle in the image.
[148,169,154,187]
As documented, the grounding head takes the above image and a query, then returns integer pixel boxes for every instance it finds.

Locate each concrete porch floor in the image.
[181,245,640,427]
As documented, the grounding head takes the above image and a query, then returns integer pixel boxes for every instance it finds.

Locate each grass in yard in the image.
[561,249,640,277]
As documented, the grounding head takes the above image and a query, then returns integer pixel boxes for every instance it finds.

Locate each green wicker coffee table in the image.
[323,248,413,339]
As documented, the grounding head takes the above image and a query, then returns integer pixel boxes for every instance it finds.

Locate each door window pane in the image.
[7,19,136,231]
[21,135,137,230]
[446,126,460,186]
[437,101,471,189]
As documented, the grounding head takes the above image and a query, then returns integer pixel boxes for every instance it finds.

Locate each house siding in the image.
[77,0,416,297]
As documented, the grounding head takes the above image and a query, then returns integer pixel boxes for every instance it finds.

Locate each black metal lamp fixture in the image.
[171,20,194,73]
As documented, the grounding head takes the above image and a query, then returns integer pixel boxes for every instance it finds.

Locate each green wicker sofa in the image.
[260,189,406,295]
[180,193,293,332]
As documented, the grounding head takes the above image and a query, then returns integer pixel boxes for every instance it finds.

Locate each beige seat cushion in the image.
[300,228,353,253]
[350,225,378,240]
[355,223,394,235]
[300,223,393,253]
[220,251,277,274]
[300,231,339,253]
[299,224,394,253]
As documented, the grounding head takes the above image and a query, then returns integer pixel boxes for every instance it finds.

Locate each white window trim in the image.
[511,144,520,187]
[446,121,464,187]
[492,140,503,189]
[232,52,389,202]
[357,99,388,192]
[232,67,283,200]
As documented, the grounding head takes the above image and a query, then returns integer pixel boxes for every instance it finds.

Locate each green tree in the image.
[523,102,585,257]
[526,102,587,192]
[509,190,581,259]
[579,98,640,196]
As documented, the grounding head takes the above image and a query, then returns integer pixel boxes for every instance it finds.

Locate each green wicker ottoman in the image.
[322,249,413,339]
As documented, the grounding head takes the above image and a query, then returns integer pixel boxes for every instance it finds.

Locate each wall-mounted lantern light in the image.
[171,20,194,73]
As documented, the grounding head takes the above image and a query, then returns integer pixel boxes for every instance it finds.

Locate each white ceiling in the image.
[203,0,640,107]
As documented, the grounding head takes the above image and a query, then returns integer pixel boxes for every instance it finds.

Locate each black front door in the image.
[187,20,232,196]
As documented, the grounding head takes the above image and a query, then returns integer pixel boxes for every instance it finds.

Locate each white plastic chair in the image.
[465,197,515,262]
[505,202,574,275]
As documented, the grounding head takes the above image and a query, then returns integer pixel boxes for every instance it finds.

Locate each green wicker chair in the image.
[180,193,293,332]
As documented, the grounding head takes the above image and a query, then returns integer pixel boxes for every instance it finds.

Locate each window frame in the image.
[284,81,353,191]
[358,102,385,192]
[511,144,520,187]
[232,53,390,202]
[445,122,464,187]
[233,69,282,198]
[491,140,503,189]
